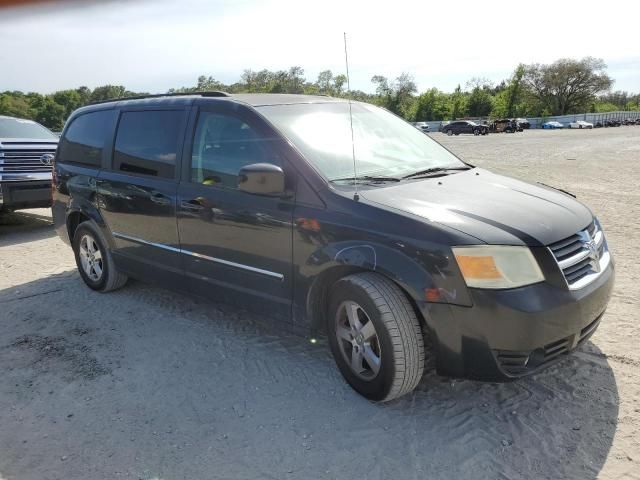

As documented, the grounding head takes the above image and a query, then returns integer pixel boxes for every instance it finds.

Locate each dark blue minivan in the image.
[52,93,614,402]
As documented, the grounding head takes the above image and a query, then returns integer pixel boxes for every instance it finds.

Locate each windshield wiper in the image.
[330,175,401,183]
[402,166,471,179]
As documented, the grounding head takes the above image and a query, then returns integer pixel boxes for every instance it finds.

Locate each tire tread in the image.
[339,273,425,401]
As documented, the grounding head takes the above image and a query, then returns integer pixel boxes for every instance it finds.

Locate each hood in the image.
[0,138,59,145]
[360,168,592,246]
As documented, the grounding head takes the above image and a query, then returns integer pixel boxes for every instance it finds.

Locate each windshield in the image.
[257,102,465,181]
[0,117,58,140]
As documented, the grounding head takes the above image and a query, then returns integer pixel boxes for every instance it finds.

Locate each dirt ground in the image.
[0,127,638,480]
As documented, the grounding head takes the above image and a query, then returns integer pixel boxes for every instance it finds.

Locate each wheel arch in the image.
[65,202,112,248]
[303,242,451,337]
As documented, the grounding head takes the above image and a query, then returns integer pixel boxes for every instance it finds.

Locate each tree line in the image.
[1,57,637,131]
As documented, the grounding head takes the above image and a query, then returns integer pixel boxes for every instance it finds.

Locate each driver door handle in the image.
[150,192,171,205]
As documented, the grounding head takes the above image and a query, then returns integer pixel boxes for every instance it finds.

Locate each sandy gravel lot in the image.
[0,127,638,480]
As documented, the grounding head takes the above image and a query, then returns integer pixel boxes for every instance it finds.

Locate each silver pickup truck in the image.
[0,115,58,212]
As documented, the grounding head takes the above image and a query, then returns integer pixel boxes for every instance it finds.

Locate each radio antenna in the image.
[343,32,359,201]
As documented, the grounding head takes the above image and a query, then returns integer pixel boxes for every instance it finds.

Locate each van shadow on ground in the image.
[0,271,618,480]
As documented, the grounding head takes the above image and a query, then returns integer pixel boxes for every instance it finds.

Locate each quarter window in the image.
[58,110,116,166]
[113,110,185,179]
[191,112,280,188]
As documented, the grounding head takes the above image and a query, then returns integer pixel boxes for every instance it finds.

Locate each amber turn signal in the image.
[455,255,502,280]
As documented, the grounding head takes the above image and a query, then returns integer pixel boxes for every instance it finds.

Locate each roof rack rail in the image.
[88,91,230,106]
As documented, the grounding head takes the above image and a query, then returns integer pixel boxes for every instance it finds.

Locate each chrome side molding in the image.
[112,231,284,280]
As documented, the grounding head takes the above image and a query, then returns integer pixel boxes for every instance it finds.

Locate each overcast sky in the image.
[1,0,638,94]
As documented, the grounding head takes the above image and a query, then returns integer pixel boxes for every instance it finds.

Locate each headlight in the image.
[452,246,544,289]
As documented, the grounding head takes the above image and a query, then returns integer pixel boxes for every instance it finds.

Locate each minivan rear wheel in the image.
[446,129,453,136]
[72,221,128,292]
[327,273,425,402]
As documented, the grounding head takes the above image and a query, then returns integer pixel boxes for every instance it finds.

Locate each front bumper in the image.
[0,180,52,210]
[424,260,615,380]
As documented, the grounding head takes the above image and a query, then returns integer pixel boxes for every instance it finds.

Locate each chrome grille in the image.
[548,220,610,289]
[0,142,57,181]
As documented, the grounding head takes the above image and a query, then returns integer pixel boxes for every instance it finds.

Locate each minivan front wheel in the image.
[327,273,425,402]
[73,221,128,292]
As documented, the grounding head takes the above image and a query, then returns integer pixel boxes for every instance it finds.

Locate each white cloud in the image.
[1,0,638,93]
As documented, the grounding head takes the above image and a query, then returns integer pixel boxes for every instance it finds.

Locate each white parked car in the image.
[568,120,594,129]
[412,122,430,133]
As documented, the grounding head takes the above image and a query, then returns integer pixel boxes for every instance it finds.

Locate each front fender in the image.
[303,240,472,309]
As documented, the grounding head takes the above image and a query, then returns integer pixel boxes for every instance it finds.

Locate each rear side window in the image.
[58,110,116,166]
[113,110,185,179]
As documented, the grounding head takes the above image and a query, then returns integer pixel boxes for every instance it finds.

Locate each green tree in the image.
[505,64,526,117]
[370,73,417,117]
[413,88,449,121]
[29,95,66,130]
[316,70,333,93]
[449,84,466,119]
[466,86,493,117]
[52,89,84,119]
[89,85,136,103]
[0,92,33,119]
[524,57,613,115]
[333,74,347,96]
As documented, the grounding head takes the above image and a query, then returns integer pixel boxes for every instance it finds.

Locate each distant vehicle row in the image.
[423,117,640,135]
[542,118,640,129]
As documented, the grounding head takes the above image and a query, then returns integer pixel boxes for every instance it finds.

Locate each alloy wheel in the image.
[79,234,104,282]
[335,300,382,380]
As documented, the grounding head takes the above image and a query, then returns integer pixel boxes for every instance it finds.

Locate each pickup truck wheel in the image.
[73,221,128,292]
[327,273,425,402]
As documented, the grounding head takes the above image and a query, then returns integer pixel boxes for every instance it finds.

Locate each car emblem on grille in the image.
[40,153,54,166]
[584,236,601,273]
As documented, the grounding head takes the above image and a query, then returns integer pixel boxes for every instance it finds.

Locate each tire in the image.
[473,128,480,136]
[72,221,128,292]
[446,129,453,136]
[327,273,425,402]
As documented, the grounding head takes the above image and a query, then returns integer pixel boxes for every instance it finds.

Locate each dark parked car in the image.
[441,120,489,136]
[0,115,58,212]
[52,93,614,402]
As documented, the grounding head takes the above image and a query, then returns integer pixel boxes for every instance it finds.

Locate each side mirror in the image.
[237,163,285,196]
